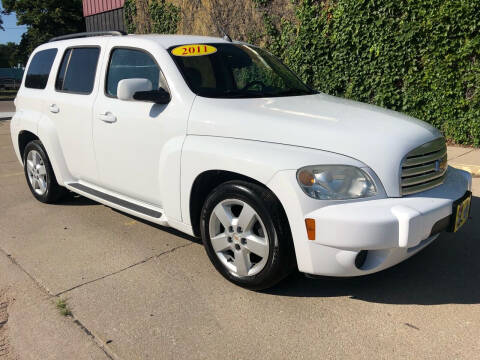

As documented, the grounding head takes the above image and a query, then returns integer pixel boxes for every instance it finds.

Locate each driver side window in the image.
[106,48,167,97]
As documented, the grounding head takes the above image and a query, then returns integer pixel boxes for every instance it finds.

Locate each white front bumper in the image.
[268,167,472,276]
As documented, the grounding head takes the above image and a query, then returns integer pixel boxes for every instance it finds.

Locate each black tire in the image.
[200,181,295,290]
[23,140,66,203]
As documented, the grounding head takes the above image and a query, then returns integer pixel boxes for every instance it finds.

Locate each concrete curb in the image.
[450,164,480,177]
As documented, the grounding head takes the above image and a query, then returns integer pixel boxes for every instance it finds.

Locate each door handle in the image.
[98,112,117,123]
[49,104,59,113]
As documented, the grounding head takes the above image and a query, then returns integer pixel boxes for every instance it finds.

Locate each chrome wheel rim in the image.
[26,150,48,196]
[208,199,269,277]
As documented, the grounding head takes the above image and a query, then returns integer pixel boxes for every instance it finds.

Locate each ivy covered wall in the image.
[124,0,180,34]
[125,0,480,146]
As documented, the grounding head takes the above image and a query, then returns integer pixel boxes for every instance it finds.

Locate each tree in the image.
[0,42,19,67]
[2,0,85,63]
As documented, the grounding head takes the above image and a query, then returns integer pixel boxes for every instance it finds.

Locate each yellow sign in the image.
[171,44,217,57]
[453,194,471,232]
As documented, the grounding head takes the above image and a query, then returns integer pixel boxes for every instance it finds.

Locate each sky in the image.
[0,1,28,44]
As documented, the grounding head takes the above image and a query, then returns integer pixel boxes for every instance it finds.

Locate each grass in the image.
[56,298,72,316]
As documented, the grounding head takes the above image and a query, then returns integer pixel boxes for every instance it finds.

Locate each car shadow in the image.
[265,195,480,305]
[57,192,202,244]
[149,103,168,118]
[58,192,100,206]
[111,209,202,245]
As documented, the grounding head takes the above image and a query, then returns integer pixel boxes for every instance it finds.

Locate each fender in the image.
[180,135,366,226]
[37,113,73,186]
[11,111,70,187]
[10,108,40,162]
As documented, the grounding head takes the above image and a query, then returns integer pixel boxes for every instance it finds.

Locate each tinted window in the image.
[25,49,58,89]
[170,43,315,98]
[56,47,100,94]
[106,48,167,97]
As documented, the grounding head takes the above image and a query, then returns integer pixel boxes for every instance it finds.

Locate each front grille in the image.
[401,137,447,196]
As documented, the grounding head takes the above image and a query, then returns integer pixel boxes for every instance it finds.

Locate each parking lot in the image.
[1,103,479,359]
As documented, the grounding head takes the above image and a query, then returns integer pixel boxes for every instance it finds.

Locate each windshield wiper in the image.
[217,88,315,99]
[220,90,265,98]
[274,88,316,96]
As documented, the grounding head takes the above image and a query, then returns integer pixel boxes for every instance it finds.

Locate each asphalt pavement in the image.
[0,104,479,359]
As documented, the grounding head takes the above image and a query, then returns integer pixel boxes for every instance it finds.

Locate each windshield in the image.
[169,43,316,98]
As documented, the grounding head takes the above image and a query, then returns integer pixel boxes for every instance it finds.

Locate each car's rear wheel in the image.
[23,140,66,203]
[200,181,295,290]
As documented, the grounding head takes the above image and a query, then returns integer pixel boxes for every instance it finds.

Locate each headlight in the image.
[297,165,377,200]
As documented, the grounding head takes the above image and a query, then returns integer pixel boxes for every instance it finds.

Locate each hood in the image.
[188,93,442,196]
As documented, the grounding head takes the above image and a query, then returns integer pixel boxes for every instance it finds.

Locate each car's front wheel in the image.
[23,140,66,203]
[200,181,295,290]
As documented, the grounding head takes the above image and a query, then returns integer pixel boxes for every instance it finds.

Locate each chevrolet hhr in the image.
[10,32,472,289]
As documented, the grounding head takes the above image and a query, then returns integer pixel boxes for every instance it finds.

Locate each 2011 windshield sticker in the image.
[171,44,217,57]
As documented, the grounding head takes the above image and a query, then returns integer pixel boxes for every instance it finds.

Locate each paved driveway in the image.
[0,113,479,359]
[0,101,15,119]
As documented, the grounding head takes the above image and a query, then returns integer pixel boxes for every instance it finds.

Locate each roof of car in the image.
[44,33,232,49]
[126,34,232,48]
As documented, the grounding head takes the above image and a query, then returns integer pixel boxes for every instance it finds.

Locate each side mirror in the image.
[133,88,171,105]
[117,78,153,101]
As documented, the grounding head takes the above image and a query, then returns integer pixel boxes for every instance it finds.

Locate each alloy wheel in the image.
[208,199,270,277]
[26,150,48,196]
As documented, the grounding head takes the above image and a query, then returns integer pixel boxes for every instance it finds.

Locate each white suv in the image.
[11,32,472,289]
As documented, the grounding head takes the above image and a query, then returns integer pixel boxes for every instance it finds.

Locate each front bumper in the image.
[268,166,472,276]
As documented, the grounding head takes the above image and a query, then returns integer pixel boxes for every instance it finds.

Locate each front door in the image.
[92,47,171,206]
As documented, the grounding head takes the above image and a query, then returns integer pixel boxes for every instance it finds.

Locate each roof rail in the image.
[49,31,127,42]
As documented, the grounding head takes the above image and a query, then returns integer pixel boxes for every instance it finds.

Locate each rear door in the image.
[49,44,103,183]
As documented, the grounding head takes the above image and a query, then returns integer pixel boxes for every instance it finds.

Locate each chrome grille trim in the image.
[402,147,447,167]
[402,162,437,177]
[401,138,447,196]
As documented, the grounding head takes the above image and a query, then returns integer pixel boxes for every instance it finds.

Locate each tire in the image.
[200,180,295,290]
[23,140,66,203]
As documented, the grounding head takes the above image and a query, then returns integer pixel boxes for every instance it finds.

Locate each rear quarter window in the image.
[25,48,58,89]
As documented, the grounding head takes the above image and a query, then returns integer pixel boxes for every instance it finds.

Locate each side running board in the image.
[68,183,162,218]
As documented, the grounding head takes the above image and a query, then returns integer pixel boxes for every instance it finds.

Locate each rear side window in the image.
[56,47,100,94]
[25,49,58,89]
[106,48,167,97]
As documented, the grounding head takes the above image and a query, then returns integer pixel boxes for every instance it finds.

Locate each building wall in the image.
[83,0,126,33]
[85,8,126,32]
[83,0,125,17]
